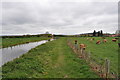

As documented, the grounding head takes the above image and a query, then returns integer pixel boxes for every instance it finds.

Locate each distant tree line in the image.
[93,30,103,37]
[53,35,73,37]
[1,34,53,38]
[1,34,73,38]
[1,30,104,38]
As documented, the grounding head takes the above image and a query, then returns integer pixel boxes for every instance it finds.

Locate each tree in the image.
[45,31,49,34]
[100,30,103,36]
[98,31,100,37]
[93,30,96,37]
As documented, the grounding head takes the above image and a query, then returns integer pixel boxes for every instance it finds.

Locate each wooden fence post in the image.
[87,51,91,62]
[80,49,85,59]
[74,44,78,50]
[105,59,110,78]
[81,48,83,57]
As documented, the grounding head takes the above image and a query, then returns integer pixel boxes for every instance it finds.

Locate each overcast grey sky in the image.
[1,0,118,35]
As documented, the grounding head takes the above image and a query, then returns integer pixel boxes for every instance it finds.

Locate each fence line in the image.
[67,39,118,79]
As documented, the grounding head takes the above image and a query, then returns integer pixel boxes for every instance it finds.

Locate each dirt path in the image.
[54,53,65,68]
[39,38,99,78]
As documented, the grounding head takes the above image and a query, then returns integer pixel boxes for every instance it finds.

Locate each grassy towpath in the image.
[2,38,99,78]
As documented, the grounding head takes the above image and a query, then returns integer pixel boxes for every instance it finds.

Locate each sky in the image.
[1,0,119,35]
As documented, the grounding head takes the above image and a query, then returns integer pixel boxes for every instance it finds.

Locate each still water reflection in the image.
[0,40,52,67]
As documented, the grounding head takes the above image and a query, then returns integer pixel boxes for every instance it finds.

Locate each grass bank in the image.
[2,37,98,78]
[1,37,49,48]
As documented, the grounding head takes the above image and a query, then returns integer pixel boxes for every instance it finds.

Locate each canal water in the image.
[0,39,53,67]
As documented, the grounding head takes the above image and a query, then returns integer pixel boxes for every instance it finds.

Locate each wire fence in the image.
[67,39,119,79]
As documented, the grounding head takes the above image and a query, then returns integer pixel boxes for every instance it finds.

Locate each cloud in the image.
[1,1,118,35]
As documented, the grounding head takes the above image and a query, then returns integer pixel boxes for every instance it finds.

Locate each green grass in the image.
[2,37,99,78]
[1,37,49,48]
[69,37,118,75]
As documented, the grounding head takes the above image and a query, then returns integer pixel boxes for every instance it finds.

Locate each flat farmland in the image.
[2,38,99,78]
[69,37,119,75]
[1,37,119,78]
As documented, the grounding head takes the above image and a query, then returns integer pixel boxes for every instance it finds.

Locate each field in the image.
[1,37,119,78]
[2,38,99,78]
[1,37,49,48]
[69,37,118,75]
